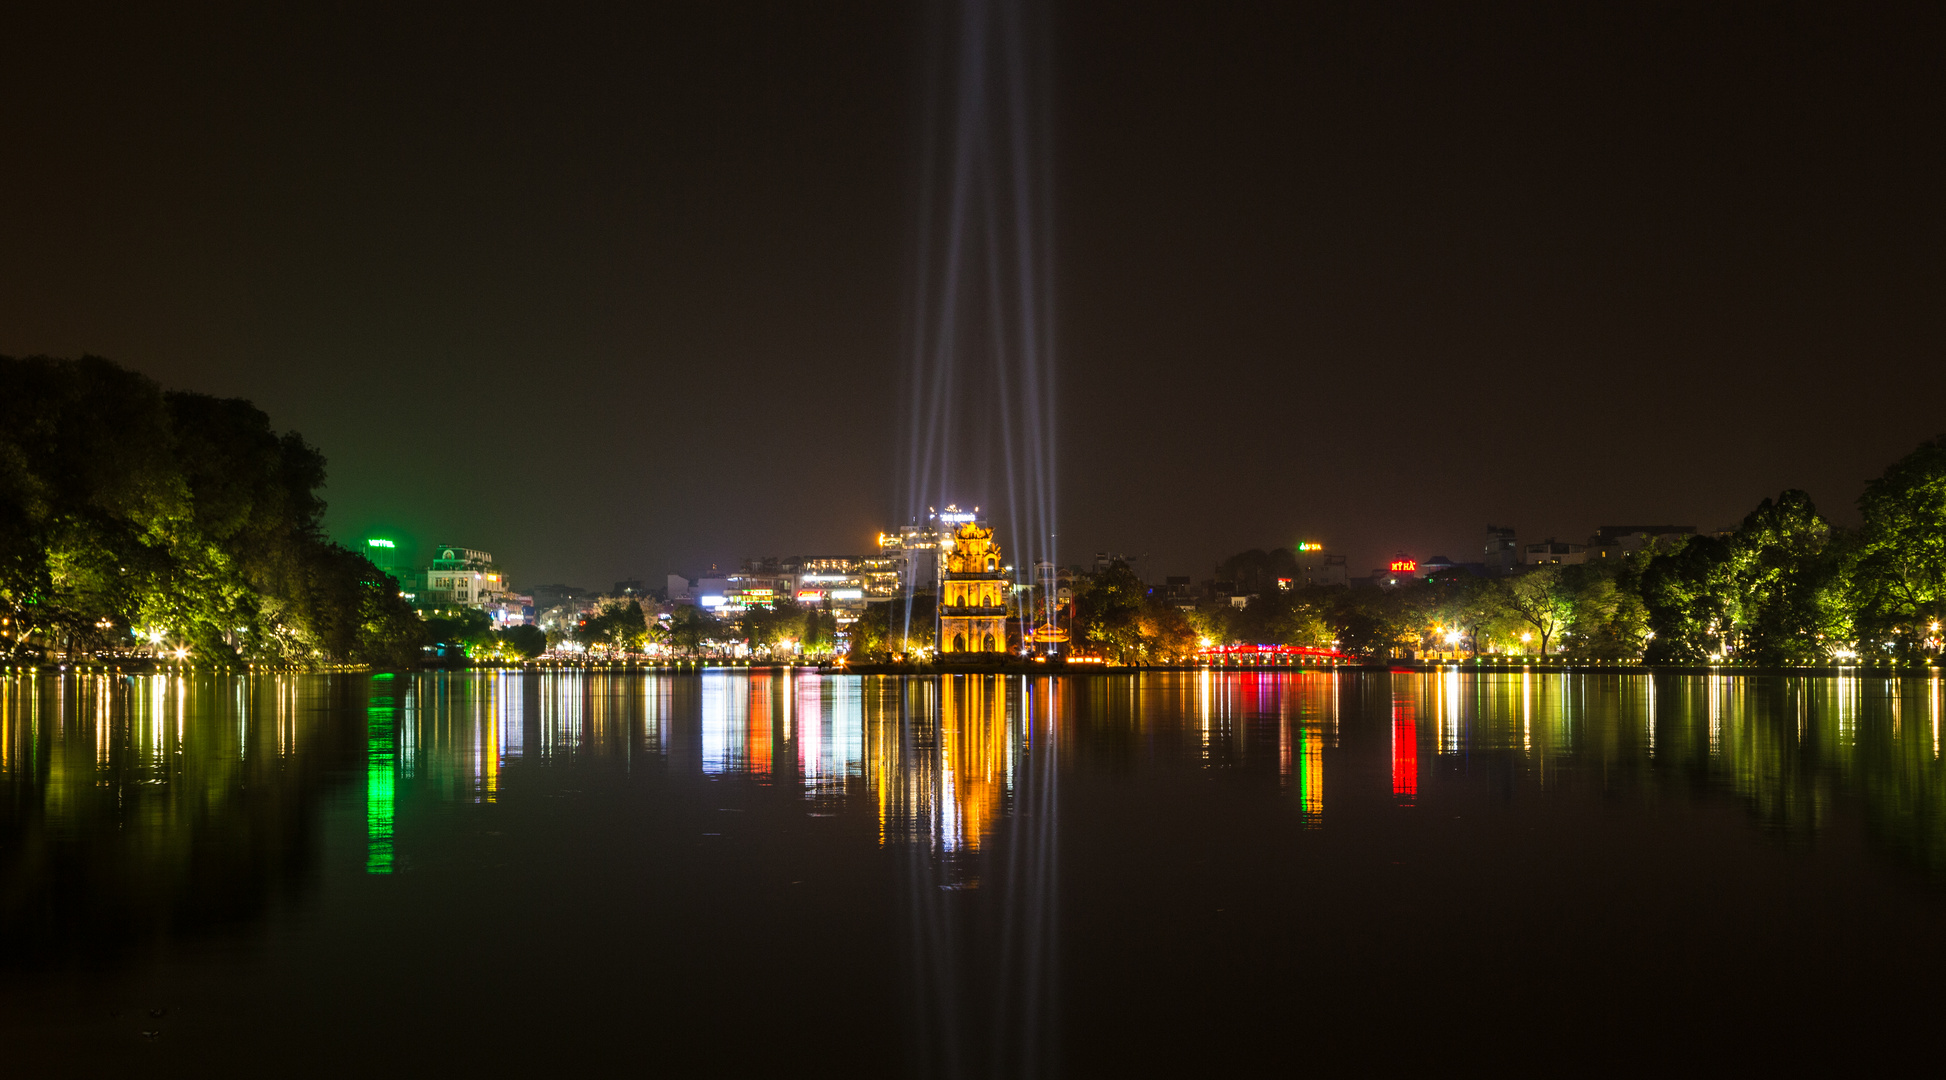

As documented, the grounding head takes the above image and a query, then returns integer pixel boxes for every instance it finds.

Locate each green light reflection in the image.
[367,675,397,874]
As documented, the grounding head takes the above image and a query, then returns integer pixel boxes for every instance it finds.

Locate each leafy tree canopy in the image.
[0,355,423,667]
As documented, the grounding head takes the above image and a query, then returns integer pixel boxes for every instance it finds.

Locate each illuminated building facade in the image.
[877,521,942,594]
[424,545,509,607]
[861,554,905,599]
[722,575,785,613]
[938,518,1008,654]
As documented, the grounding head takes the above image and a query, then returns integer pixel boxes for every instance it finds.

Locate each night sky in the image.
[5,2,1943,588]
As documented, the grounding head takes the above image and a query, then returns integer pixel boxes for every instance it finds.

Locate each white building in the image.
[424,544,510,606]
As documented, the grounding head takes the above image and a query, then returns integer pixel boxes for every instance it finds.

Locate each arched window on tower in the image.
[982,633,996,652]
[953,633,966,652]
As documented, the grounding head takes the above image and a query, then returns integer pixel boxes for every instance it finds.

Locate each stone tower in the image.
[938,519,1009,655]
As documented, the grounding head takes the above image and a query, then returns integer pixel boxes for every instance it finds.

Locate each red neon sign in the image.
[1389,559,1417,573]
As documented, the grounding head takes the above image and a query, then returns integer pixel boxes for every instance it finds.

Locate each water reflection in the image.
[11,669,1946,886]
[901,675,1061,1077]
[7,668,1946,1067]
[0,672,365,964]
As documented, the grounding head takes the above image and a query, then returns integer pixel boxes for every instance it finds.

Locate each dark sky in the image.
[5,2,1943,587]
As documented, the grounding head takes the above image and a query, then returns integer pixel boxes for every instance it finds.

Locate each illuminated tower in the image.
[937,517,1009,655]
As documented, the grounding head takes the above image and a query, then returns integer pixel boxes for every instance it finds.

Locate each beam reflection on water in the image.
[11,663,1946,1063]
[901,674,1060,1078]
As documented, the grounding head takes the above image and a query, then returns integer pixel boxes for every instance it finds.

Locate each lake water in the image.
[3,669,1944,1074]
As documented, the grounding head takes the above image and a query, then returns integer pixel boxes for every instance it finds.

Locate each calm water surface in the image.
[4,669,1945,1074]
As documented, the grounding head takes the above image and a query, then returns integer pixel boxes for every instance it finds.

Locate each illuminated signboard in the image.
[800,574,853,583]
[1389,559,1417,573]
[1276,578,1293,590]
[829,589,864,600]
[1296,542,1322,552]
[367,538,395,549]
[797,590,825,602]
[938,513,976,523]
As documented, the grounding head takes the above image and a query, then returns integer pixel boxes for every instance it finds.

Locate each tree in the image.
[1132,599,1199,662]
[1423,574,1507,657]
[423,608,493,663]
[1073,560,1148,662]
[1559,562,1650,660]
[578,600,648,654]
[1325,586,1421,659]
[668,604,724,654]
[1728,490,1848,663]
[1851,436,1946,661]
[798,605,837,655]
[498,624,547,659]
[1503,567,1574,655]
[0,354,425,667]
[1640,536,1737,663]
[1233,586,1335,649]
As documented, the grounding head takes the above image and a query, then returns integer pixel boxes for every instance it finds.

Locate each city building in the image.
[1297,547,1349,587]
[536,605,575,635]
[1523,539,1588,566]
[721,569,788,614]
[691,576,731,611]
[423,545,509,606]
[791,555,859,574]
[365,537,404,580]
[938,518,1008,655]
[1484,525,1519,574]
[793,568,869,621]
[1588,525,1696,561]
[861,554,905,599]
[531,583,597,614]
[1093,551,1135,573]
[878,509,969,592]
[485,595,536,627]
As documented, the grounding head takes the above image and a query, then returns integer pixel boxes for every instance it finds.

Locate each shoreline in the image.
[6,658,1941,680]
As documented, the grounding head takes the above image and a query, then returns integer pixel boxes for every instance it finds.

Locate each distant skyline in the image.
[4,3,1942,586]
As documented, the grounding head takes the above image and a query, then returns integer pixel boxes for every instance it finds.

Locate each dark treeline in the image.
[0,355,423,667]
[1073,437,1946,666]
